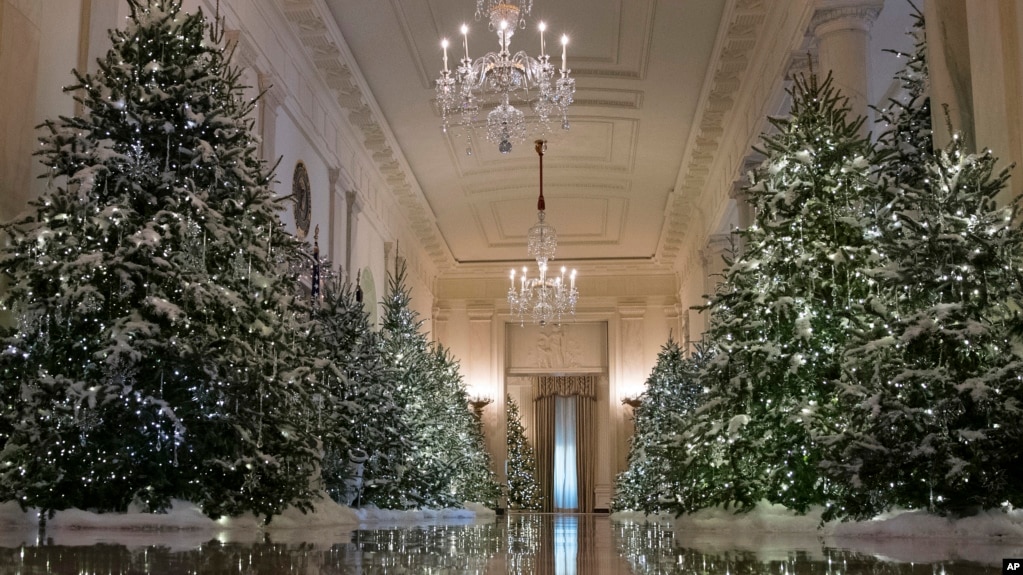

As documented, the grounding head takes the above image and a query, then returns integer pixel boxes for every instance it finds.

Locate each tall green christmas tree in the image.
[612,337,709,514]
[433,345,502,508]
[307,263,410,508]
[827,9,1023,518]
[379,258,499,508]
[505,394,542,511]
[0,0,319,521]
[377,258,441,508]
[672,71,883,514]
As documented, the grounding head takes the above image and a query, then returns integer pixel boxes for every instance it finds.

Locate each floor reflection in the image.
[0,514,1012,574]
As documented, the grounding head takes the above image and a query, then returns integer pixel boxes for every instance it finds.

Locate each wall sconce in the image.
[469,395,494,417]
[621,395,642,409]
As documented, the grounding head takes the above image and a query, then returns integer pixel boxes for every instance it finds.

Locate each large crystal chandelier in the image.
[436,0,576,154]
[508,140,578,326]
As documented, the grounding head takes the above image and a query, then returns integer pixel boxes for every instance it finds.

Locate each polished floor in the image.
[0,513,1010,574]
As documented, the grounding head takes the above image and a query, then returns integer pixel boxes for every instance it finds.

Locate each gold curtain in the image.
[532,375,598,513]
[534,393,556,513]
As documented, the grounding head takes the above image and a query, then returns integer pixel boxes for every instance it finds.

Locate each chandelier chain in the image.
[509,140,578,326]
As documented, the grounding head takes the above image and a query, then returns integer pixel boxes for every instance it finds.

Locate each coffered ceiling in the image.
[278,0,819,280]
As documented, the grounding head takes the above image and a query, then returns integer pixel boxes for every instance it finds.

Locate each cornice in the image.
[658,0,769,269]
[272,0,454,272]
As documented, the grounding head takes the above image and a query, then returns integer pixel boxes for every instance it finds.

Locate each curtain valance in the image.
[532,375,597,400]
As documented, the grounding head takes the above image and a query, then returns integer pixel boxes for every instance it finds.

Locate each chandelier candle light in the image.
[436,0,575,154]
[508,140,578,326]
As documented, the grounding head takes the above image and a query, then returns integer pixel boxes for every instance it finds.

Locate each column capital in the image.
[328,167,341,191]
[258,73,286,111]
[346,189,361,212]
[811,0,884,36]
[468,305,495,321]
[224,30,259,70]
[617,303,646,320]
[701,233,732,260]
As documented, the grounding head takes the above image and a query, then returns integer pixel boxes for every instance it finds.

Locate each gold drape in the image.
[535,393,556,513]
[532,375,597,513]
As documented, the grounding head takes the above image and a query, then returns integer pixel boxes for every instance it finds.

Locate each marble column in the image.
[258,73,284,163]
[810,0,884,128]
[327,167,341,266]
[691,234,732,343]
[345,189,361,276]
[616,304,646,471]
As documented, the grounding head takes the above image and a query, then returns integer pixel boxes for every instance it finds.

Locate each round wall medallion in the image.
[293,162,311,237]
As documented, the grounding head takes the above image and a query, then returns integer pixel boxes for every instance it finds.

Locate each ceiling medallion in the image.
[436,0,576,155]
[508,140,578,326]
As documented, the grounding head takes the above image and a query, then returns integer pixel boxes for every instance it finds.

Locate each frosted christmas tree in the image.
[0,0,319,522]
[613,337,709,514]
[379,258,499,508]
[673,71,882,514]
[505,394,542,511]
[307,261,410,508]
[827,8,1023,518]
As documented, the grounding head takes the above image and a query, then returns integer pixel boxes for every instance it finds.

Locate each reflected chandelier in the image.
[436,0,576,155]
[508,140,578,326]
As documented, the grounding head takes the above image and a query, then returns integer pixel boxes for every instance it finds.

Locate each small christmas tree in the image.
[0,0,319,521]
[378,258,442,508]
[612,337,709,514]
[505,394,542,511]
[673,71,883,514]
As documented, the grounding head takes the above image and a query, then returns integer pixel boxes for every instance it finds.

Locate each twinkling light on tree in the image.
[0,0,319,522]
[505,394,542,511]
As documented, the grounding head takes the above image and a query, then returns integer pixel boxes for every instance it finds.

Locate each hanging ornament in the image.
[118,140,161,183]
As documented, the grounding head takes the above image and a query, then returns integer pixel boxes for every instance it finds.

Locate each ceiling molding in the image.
[274,0,455,271]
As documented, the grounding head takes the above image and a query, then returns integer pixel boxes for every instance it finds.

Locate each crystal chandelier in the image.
[436,0,576,155]
[508,140,578,326]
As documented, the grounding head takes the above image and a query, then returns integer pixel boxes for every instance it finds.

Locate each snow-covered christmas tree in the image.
[826,8,1023,518]
[307,263,410,509]
[505,394,542,511]
[612,337,709,514]
[672,71,883,514]
[378,258,499,508]
[0,0,319,521]
[436,346,502,509]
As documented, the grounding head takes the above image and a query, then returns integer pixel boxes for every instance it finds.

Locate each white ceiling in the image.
[275,0,892,282]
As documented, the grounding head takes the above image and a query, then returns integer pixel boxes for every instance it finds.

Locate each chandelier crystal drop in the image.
[436,0,575,154]
[508,140,578,326]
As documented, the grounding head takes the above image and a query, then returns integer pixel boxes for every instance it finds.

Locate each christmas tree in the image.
[505,394,542,511]
[439,351,501,509]
[0,0,319,521]
[826,9,1023,518]
[672,71,883,514]
[612,337,709,514]
[378,258,449,508]
[307,262,410,508]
